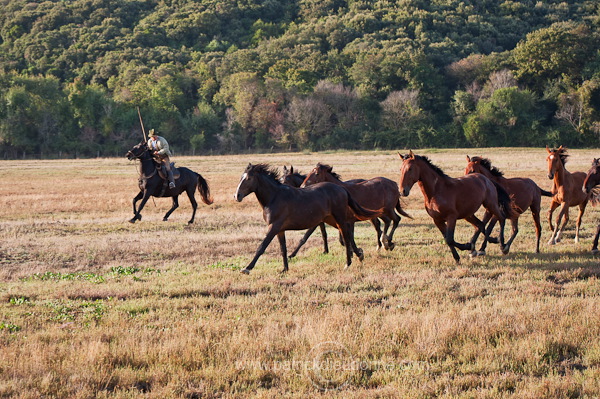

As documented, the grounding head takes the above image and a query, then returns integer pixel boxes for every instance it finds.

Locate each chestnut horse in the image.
[301,163,411,252]
[465,156,553,254]
[235,164,378,274]
[399,151,513,263]
[582,158,600,253]
[545,146,590,245]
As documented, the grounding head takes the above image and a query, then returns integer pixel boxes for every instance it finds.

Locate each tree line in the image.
[0,0,599,158]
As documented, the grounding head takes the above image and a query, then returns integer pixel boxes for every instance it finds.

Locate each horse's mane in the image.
[248,163,281,183]
[471,156,504,177]
[317,163,342,180]
[552,148,569,165]
[416,155,448,177]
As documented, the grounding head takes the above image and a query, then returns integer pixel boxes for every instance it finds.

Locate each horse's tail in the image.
[539,188,554,197]
[345,190,380,221]
[395,200,413,219]
[196,173,214,205]
[493,181,517,219]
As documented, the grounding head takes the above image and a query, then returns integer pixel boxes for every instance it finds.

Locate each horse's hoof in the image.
[163,218,168,222]
[387,242,395,251]
[187,220,194,225]
[280,268,288,273]
[240,269,250,275]
[469,251,478,258]
[477,250,486,256]
[556,238,561,243]
[128,219,136,224]
[357,249,364,261]
[548,240,556,245]
[591,249,599,255]
[501,247,510,255]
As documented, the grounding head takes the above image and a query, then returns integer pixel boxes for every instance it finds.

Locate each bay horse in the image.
[300,163,411,252]
[280,166,329,257]
[581,158,600,253]
[465,155,553,254]
[126,141,213,224]
[399,151,513,263]
[235,163,378,274]
[281,165,389,257]
[545,146,590,244]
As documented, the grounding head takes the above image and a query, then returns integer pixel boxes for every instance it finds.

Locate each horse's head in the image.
[398,150,419,196]
[235,163,279,202]
[583,158,600,194]
[280,165,304,187]
[126,141,149,160]
[464,155,481,175]
[546,145,567,180]
[301,163,334,188]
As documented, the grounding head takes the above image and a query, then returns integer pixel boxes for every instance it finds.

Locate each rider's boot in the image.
[167,170,175,189]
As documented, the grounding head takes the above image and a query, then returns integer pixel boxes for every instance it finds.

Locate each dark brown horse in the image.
[235,163,378,274]
[126,141,213,224]
[545,146,590,245]
[301,163,411,251]
[399,151,513,263]
[280,166,330,257]
[582,158,600,253]
[465,155,553,254]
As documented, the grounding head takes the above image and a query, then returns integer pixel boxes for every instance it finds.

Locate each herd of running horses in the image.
[127,141,600,274]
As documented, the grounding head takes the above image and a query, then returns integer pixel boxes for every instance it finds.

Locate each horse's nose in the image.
[401,187,410,197]
[547,172,554,179]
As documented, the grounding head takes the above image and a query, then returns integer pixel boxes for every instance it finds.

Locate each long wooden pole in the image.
[137,106,147,141]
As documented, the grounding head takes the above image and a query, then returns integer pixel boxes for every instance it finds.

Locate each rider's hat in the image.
[148,129,156,136]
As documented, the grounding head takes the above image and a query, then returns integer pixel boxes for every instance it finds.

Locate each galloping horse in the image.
[280,166,329,257]
[582,158,600,253]
[545,146,589,244]
[235,163,378,274]
[126,141,213,224]
[301,163,411,251]
[399,151,513,263]
[465,155,553,254]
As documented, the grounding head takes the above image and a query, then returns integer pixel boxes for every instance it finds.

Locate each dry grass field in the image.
[1,148,600,398]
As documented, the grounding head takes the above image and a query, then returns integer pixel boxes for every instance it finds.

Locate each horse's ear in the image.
[290,166,294,173]
[594,158,599,166]
[326,165,333,173]
[466,155,471,162]
[282,165,288,173]
[546,145,551,153]
[409,150,415,159]
[398,152,404,159]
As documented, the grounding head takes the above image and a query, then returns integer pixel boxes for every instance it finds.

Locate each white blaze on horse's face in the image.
[235,173,249,202]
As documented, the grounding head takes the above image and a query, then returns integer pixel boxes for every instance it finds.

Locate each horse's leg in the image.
[319,223,329,254]
[464,214,489,256]
[574,201,588,243]
[591,223,600,254]
[501,216,519,255]
[548,203,568,245]
[241,224,280,274]
[277,232,289,273]
[185,188,199,224]
[547,200,559,231]
[384,213,400,251]
[530,202,543,253]
[370,218,384,251]
[347,222,364,261]
[432,218,460,263]
[131,191,143,221]
[337,223,357,269]
[289,225,319,258]
[163,196,179,222]
[130,192,151,223]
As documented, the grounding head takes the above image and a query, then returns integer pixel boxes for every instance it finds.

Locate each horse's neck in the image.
[554,162,570,188]
[417,162,445,199]
[254,175,281,207]
[140,155,156,176]
[482,168,505,184]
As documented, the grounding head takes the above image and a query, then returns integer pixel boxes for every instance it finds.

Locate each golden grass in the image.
[1,148,600,398]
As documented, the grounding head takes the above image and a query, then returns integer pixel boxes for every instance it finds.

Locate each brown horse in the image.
[465,155,553,254]
[301,163,411,251]
[399,151,513,263]
[235,163,378,274]
[582,158,600,253]
[280,165,330,257]
[545,146,590,245]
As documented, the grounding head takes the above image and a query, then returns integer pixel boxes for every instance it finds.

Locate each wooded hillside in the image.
[1,0,599,157]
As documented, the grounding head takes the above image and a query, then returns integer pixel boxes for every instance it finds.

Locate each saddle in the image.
[156,162,181,181]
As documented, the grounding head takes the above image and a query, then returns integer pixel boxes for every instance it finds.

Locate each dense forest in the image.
[0,0,599,157]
